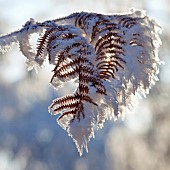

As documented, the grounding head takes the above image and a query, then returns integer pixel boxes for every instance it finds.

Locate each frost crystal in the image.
[0,8,162,156]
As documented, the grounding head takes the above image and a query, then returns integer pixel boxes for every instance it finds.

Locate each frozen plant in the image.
[0,8,162,156]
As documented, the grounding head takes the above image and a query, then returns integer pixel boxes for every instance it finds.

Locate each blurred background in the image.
[0,0,169,170]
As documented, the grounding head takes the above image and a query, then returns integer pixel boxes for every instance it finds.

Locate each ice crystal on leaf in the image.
[0,8,162,156]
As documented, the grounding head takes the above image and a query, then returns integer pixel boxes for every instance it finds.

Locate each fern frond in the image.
[0,8,162,156]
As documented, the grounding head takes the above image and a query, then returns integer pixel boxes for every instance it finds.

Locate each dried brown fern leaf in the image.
[36,28,57,56]
[38,24,105,124]
[51,95,78,106]
[118,17,141,28]
[95,39,126,79]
